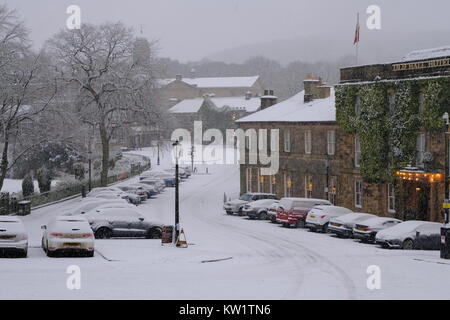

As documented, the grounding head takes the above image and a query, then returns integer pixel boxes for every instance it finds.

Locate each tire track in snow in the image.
[184,165,357,299]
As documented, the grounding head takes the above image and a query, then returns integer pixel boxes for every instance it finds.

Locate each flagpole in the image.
[355,12,359,65]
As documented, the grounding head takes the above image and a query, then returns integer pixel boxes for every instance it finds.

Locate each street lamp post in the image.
[173,140,181,243]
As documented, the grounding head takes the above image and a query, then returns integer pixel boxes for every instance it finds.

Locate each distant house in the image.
[161,75,267,132]
[159,75,264,103]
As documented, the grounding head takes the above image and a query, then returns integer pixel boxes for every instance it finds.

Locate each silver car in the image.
[0,216,28,258]
[243,199,279,220]
[86,208,163,239]
[224,193,278,216]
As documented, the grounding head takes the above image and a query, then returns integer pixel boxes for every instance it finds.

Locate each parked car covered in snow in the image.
[86,208,163,239]
[41,216,95,257]
[87,187,124,197]
[305,205,353,233]
[243,199,279,220]
[92,190,142,205]
[139,179,166,193]
[117,185,149,201]
[276,198,332,228]
[63,198,129,216]
[328,212,376,238]
[224,193,278,215]
[353,217,402,243]
[0,216,28,258]
[376,220,442,250]
[268,202,283,223]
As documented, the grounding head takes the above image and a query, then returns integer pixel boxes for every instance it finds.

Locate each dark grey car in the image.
[86,208,163,239]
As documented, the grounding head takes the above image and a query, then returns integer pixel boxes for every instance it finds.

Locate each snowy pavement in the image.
[1,149,450,299]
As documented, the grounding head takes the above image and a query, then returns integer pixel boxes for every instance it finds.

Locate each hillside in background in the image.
[206,30,450,66]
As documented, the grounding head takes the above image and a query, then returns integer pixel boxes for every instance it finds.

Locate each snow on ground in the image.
[0,146,450,299]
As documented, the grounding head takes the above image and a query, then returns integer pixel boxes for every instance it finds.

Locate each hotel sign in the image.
[392,57,450,72]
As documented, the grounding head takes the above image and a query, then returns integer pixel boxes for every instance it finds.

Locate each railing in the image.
[0,158,151,214]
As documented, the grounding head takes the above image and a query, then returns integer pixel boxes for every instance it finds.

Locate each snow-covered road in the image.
[1,159,449,300]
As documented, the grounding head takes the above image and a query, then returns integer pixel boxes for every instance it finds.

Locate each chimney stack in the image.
[303,74,331,103]
[260,89,278,110]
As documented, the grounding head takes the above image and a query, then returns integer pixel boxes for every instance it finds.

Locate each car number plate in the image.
[64,243,81,247]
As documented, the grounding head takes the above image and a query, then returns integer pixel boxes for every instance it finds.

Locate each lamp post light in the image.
[172,140,181,243]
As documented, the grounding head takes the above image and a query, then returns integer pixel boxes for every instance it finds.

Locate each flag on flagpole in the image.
[353,13,360,45]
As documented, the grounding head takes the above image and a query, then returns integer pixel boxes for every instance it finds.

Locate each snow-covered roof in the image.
[401,45,450,62]
[169,96,261,114]
[161,76,260,89]
[168,98,205,114]
[236,88,335,123]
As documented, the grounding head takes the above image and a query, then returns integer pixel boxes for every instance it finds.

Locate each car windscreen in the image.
[239,194,253,201]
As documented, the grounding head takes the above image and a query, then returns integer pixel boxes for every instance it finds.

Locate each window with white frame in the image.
[355,96,361,116]
[304,130,312,154]
[327,130,336,156]
[284,129,291,152]
[355,137,361,168]
[328,176,337,205]
[355,180,363,208]
[246,168,252,192]
[387,183,395,213]
[305,175,313,198]
[416,133,425,167]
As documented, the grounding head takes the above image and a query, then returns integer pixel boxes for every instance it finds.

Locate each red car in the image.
[276,198,332,228]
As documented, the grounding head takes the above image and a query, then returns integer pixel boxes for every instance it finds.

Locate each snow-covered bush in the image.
[22,175,34,197]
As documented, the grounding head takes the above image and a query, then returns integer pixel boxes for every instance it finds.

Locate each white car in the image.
[224,193,278,215]
[353,217,402,243]
[328,212,376,238]
[376,220,442,250]
[0,216,28,257]
[42,216,95,257]
[243,199,279,220]
[268,202,283,223]
[306,205,353,233]
[63,198,129,216]
[87,187,123,198]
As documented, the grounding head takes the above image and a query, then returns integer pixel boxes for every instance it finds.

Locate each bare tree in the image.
[46,22,161,186]
[0,5,57,190]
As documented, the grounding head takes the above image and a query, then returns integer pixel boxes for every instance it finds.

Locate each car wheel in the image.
[259,211,268,220]
[402,238,415,250]
[86,251,94,258]
[270,216,276,223]
[95,227,112,239]
[237,207,243,216]
[296,219,305,229]
[46,243,54,257]
[322,223,329,233]
[226,211,233,215]
[282,223,289,228]
[146,227,162,239]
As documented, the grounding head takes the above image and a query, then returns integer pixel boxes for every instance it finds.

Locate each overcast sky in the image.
[4,0,450,62]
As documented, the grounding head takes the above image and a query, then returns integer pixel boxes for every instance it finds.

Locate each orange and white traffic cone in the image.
[176,228,188,248]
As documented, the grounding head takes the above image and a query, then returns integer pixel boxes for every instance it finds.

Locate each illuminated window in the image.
[305,175,313,198]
